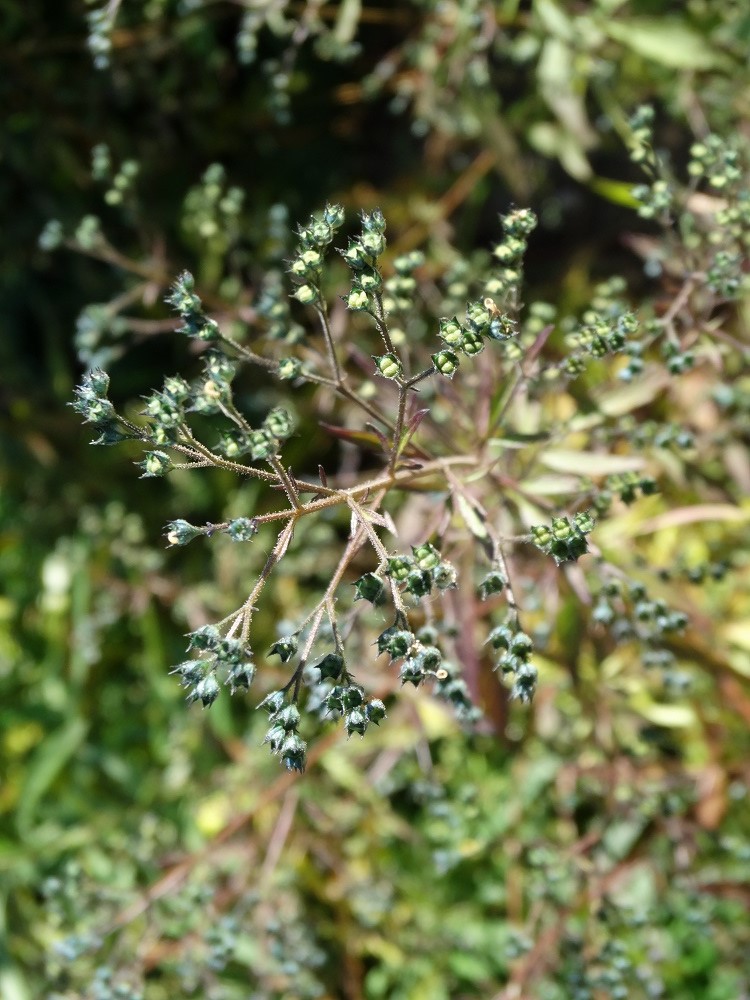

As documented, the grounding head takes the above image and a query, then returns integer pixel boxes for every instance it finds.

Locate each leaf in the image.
[630,697,696,728]
[597,372,670,416]
[16,717,88,835]
[456,493,488,541]
[320,422,385,452]
[539,449,646,476]
[590,176,642,208]
[488,431,551,449]
[520,473,581,495]
[605,18,728,70]
[633,503,749,535]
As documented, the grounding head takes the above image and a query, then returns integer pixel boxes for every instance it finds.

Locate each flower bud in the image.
[139,451,172,477]
[366,699,387,725]
[374,353,402,380]
[438,317,463,347]
[412,543,440,570]
[313,653,344,680]
[269,636,298,662]
[431,350,460,378]
[165,519,203,546]
[345,709,368,737]
[354,572,386,604]
[224,517,258,542]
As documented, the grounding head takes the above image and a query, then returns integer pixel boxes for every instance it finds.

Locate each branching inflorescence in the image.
[71,112,750,772]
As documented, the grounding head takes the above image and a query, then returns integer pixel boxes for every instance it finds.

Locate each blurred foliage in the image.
[2,0,750,997]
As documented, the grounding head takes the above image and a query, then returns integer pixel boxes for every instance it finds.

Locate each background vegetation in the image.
[2,1,750,997]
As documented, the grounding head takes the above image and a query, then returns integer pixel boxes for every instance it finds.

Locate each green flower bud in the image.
[276,704,301,731]
[341,685,365,710]
[510,632,533,659]
[347,288,371,311]
[324,203,345,228]
[487,625,514,650]
[460,327,485,356]
[226,662,256,693]
[386,555,413,581]
[377,627,414,659]
[399,657,424,686]
[258,690,286,715]
[433,561,458,590]
[309,219,333,245]
[405,568,432,598]
[358,268,383,292]
[192,674,220,708]
[345,709,368,737]
[466,300,492,331]
[224,517,258,542]
[278,357,303,380]
[313,653,344,680]
[551,517,572,541]
[531,525,552,550]
[215,638,245,664]
[478,570,506,599]
[249,429,276,460]
[573,510,595,535]
[360,231,386,257]
[86,368,110,396]
[139,451,172,477]
[187,624,220,651]
[420,645,442,671]
[431,349,460,378]
[269,636,298,662]
[171,659,208,686]
[280,733,307,772]
[342,242,368,270]
[263,406,294,440]
[374,352,402,380]
[366,699,387,725]
[354,572,386,604]
[165,519,203,546]
[361,208,386,234]
[412,542,440,570]
[293,284,319,305]
[438,316,464,347]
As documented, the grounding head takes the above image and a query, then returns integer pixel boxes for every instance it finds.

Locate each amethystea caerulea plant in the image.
[71,110,748,773]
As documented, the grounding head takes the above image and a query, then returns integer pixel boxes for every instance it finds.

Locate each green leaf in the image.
[16,717,88,835]
[539,449,646,476]
[605,19,728,70]
[456,493,488,541]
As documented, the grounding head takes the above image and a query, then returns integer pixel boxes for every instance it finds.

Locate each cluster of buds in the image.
[166,271,221,341]
[71,368,137,447]
[594,473,658,513]
[486,617,537,703]
[566,310,638,360]
[385,543,457,602]
[287,203,346,306]
[322,681,387,738]
[342,208,387,313]
[628,420,694,451]
[592,579,689,687]
[688,133,743,190]
[259,690,307,772]
[383,250,425,311]
[531,512,595,565]
[432,299,517,379]
[490,208,538,291]
[164,516,257,547]
[172,625,256,708]
[377,624,444,690]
